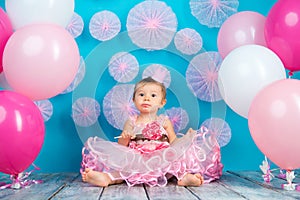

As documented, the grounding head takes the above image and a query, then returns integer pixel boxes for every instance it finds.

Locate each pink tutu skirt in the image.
[81,127,223,187]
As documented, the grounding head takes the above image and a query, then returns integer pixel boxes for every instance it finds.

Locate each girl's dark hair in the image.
[133,77,166,100]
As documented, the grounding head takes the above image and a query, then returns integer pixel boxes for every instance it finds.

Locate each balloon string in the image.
[277,170,300,192]
[259,158,300,192]
[0,164,43,190]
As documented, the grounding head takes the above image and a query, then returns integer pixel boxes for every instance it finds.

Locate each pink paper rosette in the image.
[186,51,223,102]
[142,64,171,88]
[66,12,84,38]
[61,56,86,94]
[165,107,189,133]
[34,99,53,122]
[89,10,121,41]
[201,118,231,147]
[174,28,202,55]
[72,97,101,127]
[103,84,139,130]
[108,52,139,83]
[190,0,239,28]
[126,0,178,50]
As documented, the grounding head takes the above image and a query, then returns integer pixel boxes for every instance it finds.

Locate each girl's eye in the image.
[151,94,157,97]
[139,93,144,97]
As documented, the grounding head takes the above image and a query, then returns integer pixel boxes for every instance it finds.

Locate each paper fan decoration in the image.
[165,107,189,133]
[72,97,101,127]
[103,84,139,130]
[174,28,202,55]
[186,51,223,102]
[108,52,139,83]
[142,64,171,88]
[66,12,84,38]
[34,99,53,122]
[189,0,239,28]
[201,118,231,147]
[89,10,121,41]
[61,56,86,94]
[126,1,178,50]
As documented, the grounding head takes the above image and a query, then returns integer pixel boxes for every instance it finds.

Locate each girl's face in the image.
[133,83,166,114]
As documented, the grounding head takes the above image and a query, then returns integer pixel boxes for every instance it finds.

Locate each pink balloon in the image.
[265,0,300,73]
[0,8,13,73]
[3,24,80,100]
[0,90,45,175]
[248,79,300,170]
[217,11,267,58]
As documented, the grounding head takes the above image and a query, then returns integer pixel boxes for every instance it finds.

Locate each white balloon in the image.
[5,0,74,29]
[218,44,286,118]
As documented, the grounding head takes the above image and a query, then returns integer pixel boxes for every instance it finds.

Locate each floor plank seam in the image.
[216,180,249,199]
[72,173,81,182]
[227,171,282,193]
[184,186,202,200]
[47,183,67,200]
[142,184,151,200]
[98,186,105,200]
[2,172,299,200]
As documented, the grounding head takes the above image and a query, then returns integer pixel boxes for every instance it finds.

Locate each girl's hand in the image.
[118,130,134,146]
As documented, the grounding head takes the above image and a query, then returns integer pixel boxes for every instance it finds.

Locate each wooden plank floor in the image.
[0,171,299,200]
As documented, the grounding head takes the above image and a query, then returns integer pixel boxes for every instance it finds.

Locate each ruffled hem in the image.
[81,127,223,187]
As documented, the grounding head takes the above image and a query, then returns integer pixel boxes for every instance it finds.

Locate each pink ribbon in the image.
[0,164,43,190]
[262,167,273,183]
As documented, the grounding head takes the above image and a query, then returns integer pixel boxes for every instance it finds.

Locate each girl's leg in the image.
[82,168,123,187]
[177,173,204,187]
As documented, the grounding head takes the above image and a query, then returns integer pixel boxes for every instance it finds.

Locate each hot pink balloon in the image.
[217,11,267,58]
[0,8,13,73]
[265,0,300,73]
[3,24,80,100]
[248,79,300,170]
[0,90,45,175]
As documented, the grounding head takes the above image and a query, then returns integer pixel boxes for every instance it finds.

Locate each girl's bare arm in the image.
[118,120,134,146]
[164,119,177,144]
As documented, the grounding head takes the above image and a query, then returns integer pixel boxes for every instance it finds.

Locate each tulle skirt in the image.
[81,127,223,187]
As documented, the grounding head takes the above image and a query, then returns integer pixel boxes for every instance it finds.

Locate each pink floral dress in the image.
[128,116,170,154]
[81,115,223,187]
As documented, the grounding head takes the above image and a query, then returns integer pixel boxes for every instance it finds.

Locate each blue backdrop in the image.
[0,0,278,173]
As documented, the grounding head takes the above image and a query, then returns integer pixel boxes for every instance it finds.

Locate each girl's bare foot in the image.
[177,173,204,186]
[81,168,112,187]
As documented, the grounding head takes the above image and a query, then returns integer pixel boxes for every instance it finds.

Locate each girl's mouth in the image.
[141,104,151,108]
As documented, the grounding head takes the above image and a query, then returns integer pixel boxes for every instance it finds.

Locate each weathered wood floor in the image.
[0,171,299,199]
